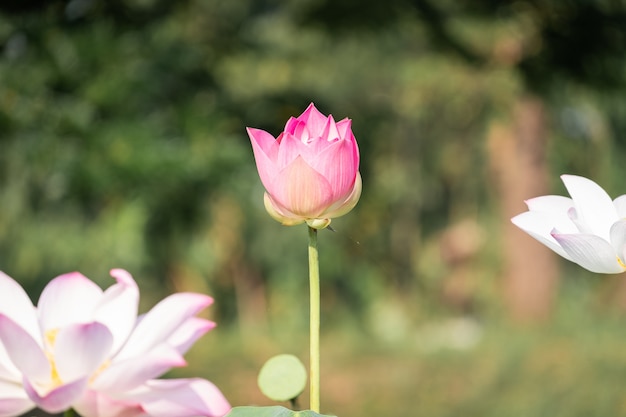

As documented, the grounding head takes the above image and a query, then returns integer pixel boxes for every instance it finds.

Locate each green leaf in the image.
[257,354,307,402]
[225,406,335,417]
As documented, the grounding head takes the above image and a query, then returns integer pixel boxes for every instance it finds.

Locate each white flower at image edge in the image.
[0,269,231,417]
[512,174,626,274]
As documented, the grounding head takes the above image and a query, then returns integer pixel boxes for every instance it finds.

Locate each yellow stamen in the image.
[89,360,111,384]
[44,329,63,387]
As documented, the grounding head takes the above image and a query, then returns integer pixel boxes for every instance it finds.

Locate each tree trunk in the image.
[488,95,560,322]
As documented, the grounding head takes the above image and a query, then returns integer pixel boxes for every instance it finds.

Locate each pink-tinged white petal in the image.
[0,380,34,417]
[38,272,103,332]
[92,345,186,393]
[168,317,216,355]
[0,272,40,343]
[272,156,334,217]
[115,293,213,360]
[127,378,231,417]
[551,232,625,274]
[0,343,20,381]
[93,270,140,355]
[74,392,144,417]
[561,174,618,240]
[54,322,113,383]
[0,315,50,384]
[511,212,574,261]
[73,390,145,417]
[24,377,88,414]
[614,195,626,218]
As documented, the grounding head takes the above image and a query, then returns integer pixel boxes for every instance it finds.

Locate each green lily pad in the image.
[225,406,335,417]
[257,354,307,402]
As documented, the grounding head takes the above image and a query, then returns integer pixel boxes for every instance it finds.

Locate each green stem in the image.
[308,226,320,412]
[64,409,77,417]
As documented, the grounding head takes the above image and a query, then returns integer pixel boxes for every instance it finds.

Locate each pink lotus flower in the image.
[512,174,626,274]
[0,269,231,417]
[247,103,361,229]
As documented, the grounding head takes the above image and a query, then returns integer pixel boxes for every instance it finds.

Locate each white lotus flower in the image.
[511,174,626,274]
[0,269,231,417]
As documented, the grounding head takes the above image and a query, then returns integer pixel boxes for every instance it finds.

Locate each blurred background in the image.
[2,0,626,415]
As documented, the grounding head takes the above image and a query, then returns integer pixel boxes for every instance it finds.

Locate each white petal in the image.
[38,272,103,332]
[126,378,231,417]
[54,322,113,383]
[93,270,139,355]
[610,219,626,266]
[0,271,40,344]
[511,212,574,260]
[552,233,625,274]
[73,389,144,417]
[0,343,20,381]
[525,195,574,215]
[115,293,213,361]
[24,377,88,414]
[561,174,618,240]
[167,317,215,355]
[0,314,50,384]
[614,195,626,218]
[0,379,34,417]
[92,345,185,393]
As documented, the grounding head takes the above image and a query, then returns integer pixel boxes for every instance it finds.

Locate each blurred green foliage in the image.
[2,0,626,415]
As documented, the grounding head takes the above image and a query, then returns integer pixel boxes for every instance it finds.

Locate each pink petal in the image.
[276,132,306,170]
[284,116,300,136]
[0,314,49,383]
[93,345,185,393]
[0,380,34,417]
[128,378,231,417]
[271,156,334,217]
[73,390,145,417]
[0,272,40,344]
[335,117,352,139]
[561,174,618,241]
[291,119,310,143]
[54,322,113,383]
[93,270,140,354]
[38,272,103,332]
[247,127,279,190]
[321,171,362,220]
[552,232,625,273]
[24,377,88,414]
[321,114,340,141]
[115,293,213,361]
[167,317,216,355]
[310,137,359,200]
[297,103,329,138]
